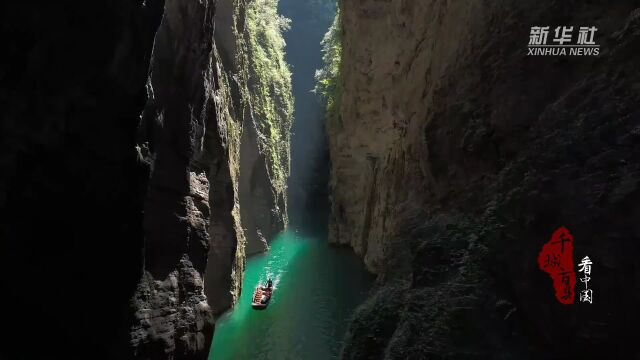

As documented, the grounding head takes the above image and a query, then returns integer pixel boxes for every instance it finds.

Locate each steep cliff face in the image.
[203,0,292,318]
[0,0,290,358]
[0,1,164,358]
[326,1,640,358]
[129,0,239,357]
[130,0,293,356]
[213,0,293,256]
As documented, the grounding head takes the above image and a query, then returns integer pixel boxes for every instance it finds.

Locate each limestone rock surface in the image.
[328,1,640,358]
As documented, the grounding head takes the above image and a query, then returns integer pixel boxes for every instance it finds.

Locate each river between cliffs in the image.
[209,230,372,359]
[209,1,372,358]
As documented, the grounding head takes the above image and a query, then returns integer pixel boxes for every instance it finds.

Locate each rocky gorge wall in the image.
[0,0,291,359]
[0,1,165,358]
[203,0,292,318]
[129,0,239,357]
[130,0,292,357]
[213,0,292,257]
[325,0,640,358]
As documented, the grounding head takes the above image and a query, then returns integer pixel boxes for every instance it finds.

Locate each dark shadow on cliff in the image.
[0,1,164,358]
[338,2,640,359]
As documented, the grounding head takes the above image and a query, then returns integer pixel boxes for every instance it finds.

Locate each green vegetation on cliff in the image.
[242,0,293,195]
[218,0,293,231]
[207,0,294,309]
[315,6,342,123]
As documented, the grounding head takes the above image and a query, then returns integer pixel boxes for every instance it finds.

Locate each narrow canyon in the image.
[1,0,639,359]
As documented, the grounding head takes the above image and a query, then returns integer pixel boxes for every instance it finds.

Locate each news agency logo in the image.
[528,26,600,56]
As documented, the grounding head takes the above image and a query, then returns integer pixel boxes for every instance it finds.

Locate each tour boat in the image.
[251,285,273,310]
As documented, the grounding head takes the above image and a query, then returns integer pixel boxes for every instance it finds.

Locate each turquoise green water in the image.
[209,229,372,360]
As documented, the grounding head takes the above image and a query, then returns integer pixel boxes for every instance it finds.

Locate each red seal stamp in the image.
[537,226,576,304]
